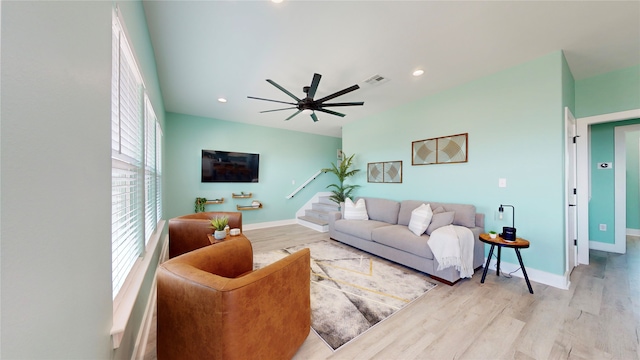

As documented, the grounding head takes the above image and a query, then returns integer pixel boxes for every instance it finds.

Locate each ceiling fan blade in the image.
[316,108,346,117]
[247,96,296,106]
[266,79,301,102]
[307,73,322,99]
[259,107,298,113]
[310,112,318,122]
[319,102,364,107]
[285,110,302,121]
[315,84,360,104]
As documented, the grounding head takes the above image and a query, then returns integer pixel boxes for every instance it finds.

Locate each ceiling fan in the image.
[247,73,364,122]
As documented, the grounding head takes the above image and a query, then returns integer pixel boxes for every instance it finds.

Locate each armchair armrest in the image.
[168,211,243,258]
[219,248,311,359]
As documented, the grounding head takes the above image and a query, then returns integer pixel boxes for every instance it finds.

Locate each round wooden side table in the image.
[479,233,533,294]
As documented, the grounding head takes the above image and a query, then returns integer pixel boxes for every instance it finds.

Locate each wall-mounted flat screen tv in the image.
[202,150,260,183]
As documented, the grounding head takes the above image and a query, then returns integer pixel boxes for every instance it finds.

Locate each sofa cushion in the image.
[334,219,390,241]
[433,203,476,228]
[399,200,476,228]
[371,225,434,259]
[344,198,369,220]
[408,203,433,236]
[359,197,400,224]
[426,211,455,235]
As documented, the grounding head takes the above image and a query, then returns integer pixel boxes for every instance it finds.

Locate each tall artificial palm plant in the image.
[322,153,360,204]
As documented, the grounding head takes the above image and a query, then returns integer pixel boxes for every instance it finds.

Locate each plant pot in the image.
[489,233,497,239]
[214,230,227,240]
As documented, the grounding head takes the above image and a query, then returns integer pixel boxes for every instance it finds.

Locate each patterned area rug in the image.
[253,240,437,351]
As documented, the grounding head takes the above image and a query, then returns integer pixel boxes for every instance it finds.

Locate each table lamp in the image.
[498,204,516,241]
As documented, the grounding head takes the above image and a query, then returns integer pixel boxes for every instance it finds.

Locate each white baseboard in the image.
[243,218,297,231]
[627,228,640,237]
[484,257,570,290]
[589,240,625,254]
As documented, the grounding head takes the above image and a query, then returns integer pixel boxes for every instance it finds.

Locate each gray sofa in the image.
[328,197,485,285]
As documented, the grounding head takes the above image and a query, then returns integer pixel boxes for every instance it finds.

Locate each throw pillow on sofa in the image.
[426,211,455,235]
[344,198,369,220]
[408,203,433,236]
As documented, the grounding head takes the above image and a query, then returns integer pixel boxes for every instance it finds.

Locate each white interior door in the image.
[565,107,577,273]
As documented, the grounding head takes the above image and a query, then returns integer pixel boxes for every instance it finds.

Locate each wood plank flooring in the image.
[142,225,640,360]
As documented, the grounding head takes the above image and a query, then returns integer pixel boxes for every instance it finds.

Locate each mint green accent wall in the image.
[627,130,640,230]
[561,50,576,115]
[343,51,567,275]
[1,1,164,359]
[589,123,616,243]
[575,65,640,118]
[165,113,341,222]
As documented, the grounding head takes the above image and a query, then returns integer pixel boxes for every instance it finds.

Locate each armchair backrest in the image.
[157,237,311,360]
[168,211,242,258]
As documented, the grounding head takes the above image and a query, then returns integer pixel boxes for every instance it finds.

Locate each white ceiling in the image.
[143,0,640,138]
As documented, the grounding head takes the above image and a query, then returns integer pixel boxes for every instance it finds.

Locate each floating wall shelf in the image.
[232,192,252,198]
[237,203,262,211]
[205,198,224,204]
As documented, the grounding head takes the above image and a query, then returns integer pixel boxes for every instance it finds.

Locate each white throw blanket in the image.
[428,225,474,278]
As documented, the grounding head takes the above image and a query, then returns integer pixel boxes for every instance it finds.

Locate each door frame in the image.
[565,107,577,274]
[576,108,640,264]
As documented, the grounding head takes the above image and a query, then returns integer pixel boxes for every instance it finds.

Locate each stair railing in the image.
[286,170,325,199]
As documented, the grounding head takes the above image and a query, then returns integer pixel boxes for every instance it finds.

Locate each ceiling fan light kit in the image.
[247,73,364,122]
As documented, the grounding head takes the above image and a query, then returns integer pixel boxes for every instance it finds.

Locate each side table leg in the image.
[481,245,495,283]
[496,246,501,277]
[515,249,534,294]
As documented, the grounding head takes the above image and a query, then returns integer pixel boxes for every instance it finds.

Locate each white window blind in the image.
[111,14,162,300]
[144,95,157,244]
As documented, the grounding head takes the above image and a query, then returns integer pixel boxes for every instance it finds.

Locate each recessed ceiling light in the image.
[218,98,227,103]
[412,69,424,77]
[272,0,283,3]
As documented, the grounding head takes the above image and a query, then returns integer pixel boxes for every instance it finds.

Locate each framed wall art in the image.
[412,133,468,165]
[368,161,402,183]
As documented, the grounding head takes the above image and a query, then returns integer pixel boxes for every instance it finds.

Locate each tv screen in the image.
[202,150,260,183]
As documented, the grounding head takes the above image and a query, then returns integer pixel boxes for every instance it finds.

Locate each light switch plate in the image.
[499,178,507,188]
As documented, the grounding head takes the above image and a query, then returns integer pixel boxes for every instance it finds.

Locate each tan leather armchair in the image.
[156,237,311,360]
[168,211,242,258]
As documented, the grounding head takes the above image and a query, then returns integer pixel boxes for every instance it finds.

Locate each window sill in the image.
[111,219,166,349]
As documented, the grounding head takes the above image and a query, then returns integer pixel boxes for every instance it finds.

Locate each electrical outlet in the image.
[599,224,607,231]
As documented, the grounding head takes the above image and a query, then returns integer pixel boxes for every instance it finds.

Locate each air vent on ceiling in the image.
[363,74,389,86]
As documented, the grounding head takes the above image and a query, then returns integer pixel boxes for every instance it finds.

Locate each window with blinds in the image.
[111,13,162,300]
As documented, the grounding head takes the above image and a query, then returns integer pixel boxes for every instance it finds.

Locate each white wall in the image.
[1,2,113,358]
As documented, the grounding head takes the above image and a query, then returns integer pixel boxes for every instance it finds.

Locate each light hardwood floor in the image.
[143,225,640,360]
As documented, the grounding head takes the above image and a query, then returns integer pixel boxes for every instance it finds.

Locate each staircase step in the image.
[311,202,339,213]
[297,215,328,226]
[308,209,338,221]
[318,196,339,206]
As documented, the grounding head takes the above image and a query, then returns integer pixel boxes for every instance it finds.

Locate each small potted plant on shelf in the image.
[489,230,498,239]
[210,216,229,240]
